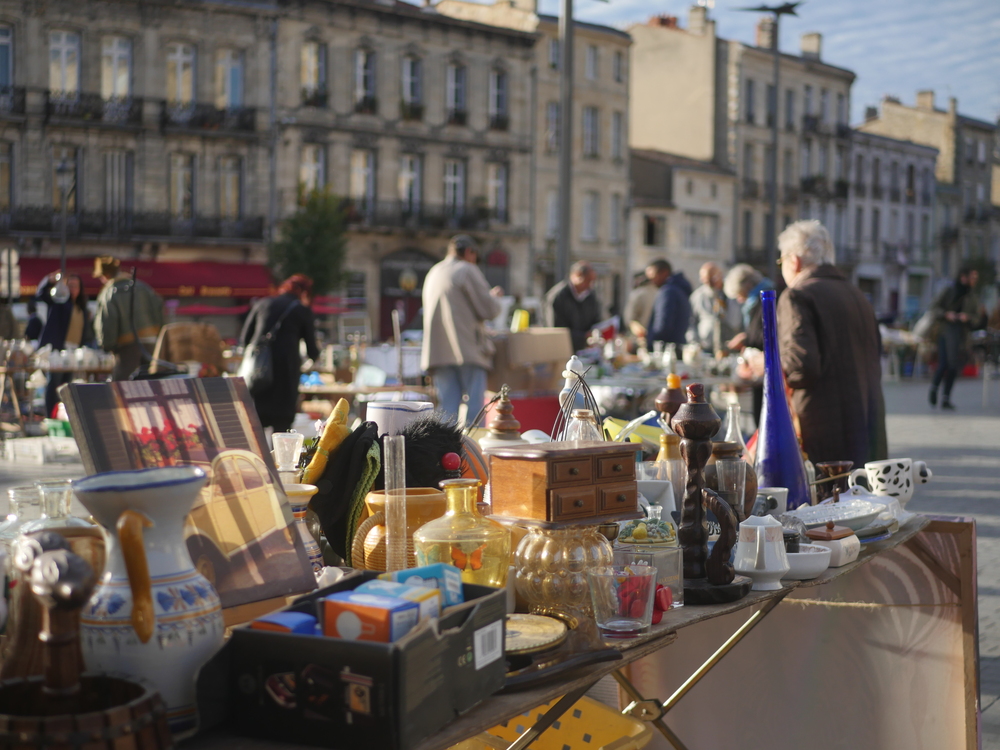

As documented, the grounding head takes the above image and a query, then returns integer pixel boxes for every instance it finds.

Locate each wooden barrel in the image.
[0,674,173,749]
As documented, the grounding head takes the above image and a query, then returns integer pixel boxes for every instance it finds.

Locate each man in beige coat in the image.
[421,235,503,425]
[777,220,887,466]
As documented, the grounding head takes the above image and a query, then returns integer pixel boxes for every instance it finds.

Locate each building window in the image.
[784,88,794,130]
[801,140,811,178]
[685,212,719,252]
[301,41,326,106]
[782,148,793,187]
[854,206,863,246]
[610,193,621,242]
[219,156,241,220]
[871,207,880,245]
[350,149,376,213]
[488,69,508,130]
[745,78,755,124]
[820,88,829,123]
[102,36,132,101]
[52,146,77,212]
[710,182,718,199]
[49,31,80,98]
[872,157,881,189]
[0,142,11,210]
[582,106,599,158]
[214,49,243,110]
[817,143,827,177]
[166,42,195,105]
[854,154,864,186]
[487,162,507,221]
[764,146,774,188]
[803,84,812,115]
[836,92,846,125]
[613,50,624,83]
[743,210,753,249]
[398,154,422,213]
[978,140,987,163]
[964,137,974,163]
[169,153,194,219]
[548,38,560,70]
[354,49,377,113]
[105,150,133,217]
[611,111,623,160]
[545,189,558,239]
[835,146,846,180]
[766,84,776,126]
[743,143,754,180]
[585,45,598,80]
[300,144,325,192]
[545,102,560,153]
[920,213,929,249]
[0,26,11,88]
[834,205,844,248]
[643,215,665,247]
[401,56,422,119]
[443,158,465,215]
[686,179,693,196]
[582,190,599,240]
[446,63,467,124]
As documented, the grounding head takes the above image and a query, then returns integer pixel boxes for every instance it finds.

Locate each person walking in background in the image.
[93,256,164,381]
[241,274,319,433]
[724,263,773,426]
[928,265,981,410]
[36,272,94,416]
[0,300,16,340]
[625,259,670,341]
[688,261,742,354]
[421,234,503,426]
[545,261,601,352]
[776,220,887,466]
[646,260,692,358]
[24,300,42,342]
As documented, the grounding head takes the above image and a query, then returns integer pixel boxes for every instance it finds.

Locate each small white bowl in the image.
[783,544,832,580]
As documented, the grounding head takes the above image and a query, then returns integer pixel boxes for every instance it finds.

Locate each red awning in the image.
[173,303,252,316]
[19,258,275,298]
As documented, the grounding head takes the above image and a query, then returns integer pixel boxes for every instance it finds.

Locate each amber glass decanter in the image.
[413,478,510,587]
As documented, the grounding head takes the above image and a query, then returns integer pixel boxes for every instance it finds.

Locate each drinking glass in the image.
[272,431,305,471]
[587,565,658,639]
[614,546,684,609]
[715,455,746,518]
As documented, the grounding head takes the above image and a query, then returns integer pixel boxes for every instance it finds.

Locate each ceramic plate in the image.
[786,499,883,531]
[505,614,568,655]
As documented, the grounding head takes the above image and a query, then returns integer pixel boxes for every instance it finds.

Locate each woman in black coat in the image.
[240,274,320,432]
[36,273,94,417]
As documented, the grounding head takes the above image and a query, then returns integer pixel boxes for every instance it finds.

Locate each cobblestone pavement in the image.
[0,376,998,741]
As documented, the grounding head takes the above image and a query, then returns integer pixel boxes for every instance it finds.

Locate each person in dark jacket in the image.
[928,266,981,410]
[240,274,320,433]
[646,261,692,357]
[544,261,602,352]
[36,273,94,417]
[24,300,42,342]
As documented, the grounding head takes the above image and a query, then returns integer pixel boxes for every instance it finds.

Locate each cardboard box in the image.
[488,328,573,395]
[323,591,421,642]
[215,571,506,750]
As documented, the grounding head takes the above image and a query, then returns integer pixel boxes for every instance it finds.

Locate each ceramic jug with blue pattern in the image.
[74,466,224,739]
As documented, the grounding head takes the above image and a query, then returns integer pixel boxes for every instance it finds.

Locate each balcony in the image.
[354,96,378,115]
[3,207,264,241]
[161,102,255,134]
[46,92,143,127]
[489,114,509,131]
[889,187,901,203]
[0,86,25,116]
[977,207,991,224]
[836,123,852,139]
[301,87,328,108]
[834,179,849,199]
[963,207,976,222]
[871,185,884,200]
[342,200,508,232]
[783,186,799,204]
[400,101,423,121]
[854,183,866,198]
[741,178,759,200]
[801,175,828,197]
[446,109,467,126]
[802,114,820,133]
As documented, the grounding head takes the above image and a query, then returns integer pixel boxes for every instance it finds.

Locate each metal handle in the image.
[617,494,627,503]
[569,467,580,476]
[574,499,584,508]
[613,464,623,472]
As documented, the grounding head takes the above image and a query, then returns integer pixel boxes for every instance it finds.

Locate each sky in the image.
[533,0,1000,126]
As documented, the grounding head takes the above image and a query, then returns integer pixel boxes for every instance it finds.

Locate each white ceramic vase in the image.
[75,466,225,739]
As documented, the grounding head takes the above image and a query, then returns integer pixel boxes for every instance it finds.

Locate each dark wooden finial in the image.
[686,383,706,402]
[487,384,522,436]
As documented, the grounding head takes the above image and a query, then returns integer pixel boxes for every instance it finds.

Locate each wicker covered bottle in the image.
[412,478,510,587]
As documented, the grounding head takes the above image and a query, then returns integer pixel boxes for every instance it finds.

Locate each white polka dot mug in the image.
[848,458,932,508]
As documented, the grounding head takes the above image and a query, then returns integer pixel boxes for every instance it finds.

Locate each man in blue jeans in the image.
[421,235,503,426]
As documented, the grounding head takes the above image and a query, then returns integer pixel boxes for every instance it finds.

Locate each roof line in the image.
[537,13,632,41]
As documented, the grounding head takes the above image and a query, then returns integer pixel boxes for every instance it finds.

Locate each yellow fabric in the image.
[65,307,84,346]
[302,398,351,485]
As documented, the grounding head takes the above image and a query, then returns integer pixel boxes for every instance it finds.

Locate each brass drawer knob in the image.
[574,499,585,508]
[569,467,580,476]
[613,464,623,472]
[616,494,627,502]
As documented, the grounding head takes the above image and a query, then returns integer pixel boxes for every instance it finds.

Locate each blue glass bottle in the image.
[754,289,811,511]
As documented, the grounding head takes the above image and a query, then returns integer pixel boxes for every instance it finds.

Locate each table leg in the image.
[501,681,596,750]
[613,671,689,750]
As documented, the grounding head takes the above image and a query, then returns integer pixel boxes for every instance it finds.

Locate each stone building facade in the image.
[845,131,938,320]
[0,0,535,339]
[434,0,631,315]
[859,91,997,284]
[629,148,736,283]
[629,8,855,269]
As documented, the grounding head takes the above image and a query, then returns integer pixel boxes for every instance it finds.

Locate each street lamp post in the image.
[738,2,800,282]
[555,0,575,285]
[52,159,75,304]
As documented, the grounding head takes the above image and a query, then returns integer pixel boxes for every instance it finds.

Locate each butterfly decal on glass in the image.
[450,543,487,572]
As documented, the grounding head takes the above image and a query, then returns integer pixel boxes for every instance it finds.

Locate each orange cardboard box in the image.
[322,592,420,643]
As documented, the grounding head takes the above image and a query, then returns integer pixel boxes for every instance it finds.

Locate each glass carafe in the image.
[0,486,42,555]
[724,402,749,454]
[565,409,604,442]
[412,478,510,587]
[20,480,91,533]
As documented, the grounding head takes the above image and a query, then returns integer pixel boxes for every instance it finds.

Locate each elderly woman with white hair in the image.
[776,220,888,466]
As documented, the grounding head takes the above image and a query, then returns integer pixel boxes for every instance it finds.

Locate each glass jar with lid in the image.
[564,409,604,442]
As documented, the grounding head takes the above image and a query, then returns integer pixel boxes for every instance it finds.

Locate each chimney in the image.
[688,5,708,35]
[948,97,957,116]
[916,90,935,111]
[864,106,878,122]
[755,16,775,49]
[649,14,679,28]
[800,32,821,60]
